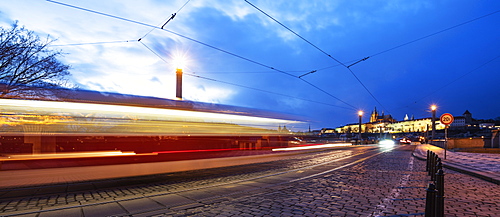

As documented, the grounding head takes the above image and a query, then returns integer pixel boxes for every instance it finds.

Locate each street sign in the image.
[440,113,454,125]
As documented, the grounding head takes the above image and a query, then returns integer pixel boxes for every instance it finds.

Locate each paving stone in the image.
[81,202,127,216]
[38,207,82,217]
[119,197,164,214]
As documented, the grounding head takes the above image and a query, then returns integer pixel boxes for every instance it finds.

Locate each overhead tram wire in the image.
[412,54,500,106]
[50,40,134,47]
[46,0,297,78]
[137,38,353,110]
[46,0,356,109]
[139,0,191,41]
[244,0,345,67]
[245,0,388,112]
[184,73,354,110]
[345,9,500,68]
[369,9,500,59]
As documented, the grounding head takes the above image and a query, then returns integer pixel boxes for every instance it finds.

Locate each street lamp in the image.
[431,105,437,142]
[175,68,183,100]
[358,110,363,145]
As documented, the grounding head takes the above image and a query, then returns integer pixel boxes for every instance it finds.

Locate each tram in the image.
[0,85,304,170]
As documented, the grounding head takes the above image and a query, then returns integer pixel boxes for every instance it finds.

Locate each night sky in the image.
[1,0,499,131]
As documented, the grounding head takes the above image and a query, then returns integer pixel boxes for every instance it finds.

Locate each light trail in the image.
[272,143,352,151]
[0,98,303,135]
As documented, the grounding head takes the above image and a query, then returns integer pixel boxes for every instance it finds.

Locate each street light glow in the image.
[170,50,190,70]
[358,110,364,116]
[431,105,437,111]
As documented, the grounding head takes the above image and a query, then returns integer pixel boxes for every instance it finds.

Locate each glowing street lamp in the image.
[431,105,437,141]
[176,68,182,100]
[171,51,189,100]
[358,110,363,145]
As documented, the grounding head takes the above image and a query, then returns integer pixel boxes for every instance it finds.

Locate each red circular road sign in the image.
[440,113,454,125]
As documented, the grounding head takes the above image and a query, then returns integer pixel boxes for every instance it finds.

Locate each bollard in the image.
[432,158,441,181]
[428,152,434,176]
[435,169,445,217]
[425,183,437,217]
[436,160,442,173]
[426,150,430,172]
[429,154,437,178]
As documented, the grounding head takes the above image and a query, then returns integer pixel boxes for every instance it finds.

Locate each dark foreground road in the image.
[1,145,498,216]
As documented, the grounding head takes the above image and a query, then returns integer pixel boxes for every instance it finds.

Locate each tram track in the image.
[0,145,395,216]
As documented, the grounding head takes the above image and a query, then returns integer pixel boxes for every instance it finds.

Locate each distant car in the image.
[399,138,412,144]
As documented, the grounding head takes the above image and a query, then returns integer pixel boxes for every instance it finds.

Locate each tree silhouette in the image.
[0,22,72,98]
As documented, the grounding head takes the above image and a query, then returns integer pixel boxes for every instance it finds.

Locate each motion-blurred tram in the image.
[0,85,305,170]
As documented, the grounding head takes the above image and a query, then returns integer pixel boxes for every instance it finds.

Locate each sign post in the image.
[440,113,454,159]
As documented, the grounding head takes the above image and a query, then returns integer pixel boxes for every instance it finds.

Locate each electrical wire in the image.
[184,73,354,110]
[245,0,386,112]
[298,78,357,109]
[369,9,500,59]
[46,0,356,109]
[244,0,345,67]
[345,9,500,67]
[414,54,500,104]
[50,40,134,46]
[137,39,353,109]
[139,0,191,40]
[139,41,170,63]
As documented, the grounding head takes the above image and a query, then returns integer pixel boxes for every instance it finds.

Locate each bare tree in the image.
[0,22,72,98]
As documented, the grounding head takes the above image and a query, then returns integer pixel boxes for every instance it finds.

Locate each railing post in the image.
[425,183,437,217]
[435,169,445,217]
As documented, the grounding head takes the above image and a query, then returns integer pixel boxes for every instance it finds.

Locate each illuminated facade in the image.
[335,107,456,134]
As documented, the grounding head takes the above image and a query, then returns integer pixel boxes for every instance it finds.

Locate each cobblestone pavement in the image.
[1,145,499,216]
[153,145,499,217]
[414,144,500,184]
[0,146,375,216]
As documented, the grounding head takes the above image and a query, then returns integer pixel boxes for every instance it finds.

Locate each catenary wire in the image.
[244,0,346,68]
[50,40,134,46]
[45,1,297,78]
[414,54,500,104]
[46,0,356,109]
[184,73,354,110]
[369,9,500,59]
[245,0,387,112]
[139,0,191,40]
[139,39,353,110]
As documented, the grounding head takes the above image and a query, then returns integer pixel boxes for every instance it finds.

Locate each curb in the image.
[412,148,500,185]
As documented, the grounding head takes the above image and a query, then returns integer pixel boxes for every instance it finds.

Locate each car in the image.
[399,137,412,144]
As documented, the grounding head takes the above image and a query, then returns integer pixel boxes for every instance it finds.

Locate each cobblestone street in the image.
[1,145,498,216]
[155,146,499,217]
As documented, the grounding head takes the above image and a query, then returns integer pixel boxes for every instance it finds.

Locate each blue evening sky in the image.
[0,0,499,130]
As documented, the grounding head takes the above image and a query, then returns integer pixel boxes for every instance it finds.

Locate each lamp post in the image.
[358,110,363,145]
[431,105,437,142]
[176,68,183,100]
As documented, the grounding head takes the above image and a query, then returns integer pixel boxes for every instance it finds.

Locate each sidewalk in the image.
[413,143,500,184]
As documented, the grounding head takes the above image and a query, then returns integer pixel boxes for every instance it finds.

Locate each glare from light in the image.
[431,105,437,111]
[272,143,351,151]
[358,110,364,116]
[170,49,190,70]
[379,139,395,147]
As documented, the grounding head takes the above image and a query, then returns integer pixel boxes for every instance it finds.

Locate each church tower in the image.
[370,107,378,123]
